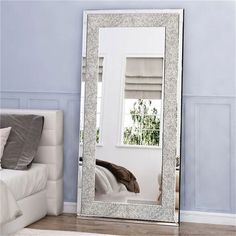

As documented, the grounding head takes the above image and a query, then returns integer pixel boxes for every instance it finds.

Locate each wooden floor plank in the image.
[28,214,236,236]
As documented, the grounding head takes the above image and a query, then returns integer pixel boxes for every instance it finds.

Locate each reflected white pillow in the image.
[0,127,11,169]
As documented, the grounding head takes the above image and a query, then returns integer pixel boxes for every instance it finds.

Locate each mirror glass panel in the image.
[94,27,165,205]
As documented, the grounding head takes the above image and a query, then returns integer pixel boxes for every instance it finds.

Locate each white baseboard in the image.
[63,202,77,214]
[63,202,236,226]
[180,210,236,226]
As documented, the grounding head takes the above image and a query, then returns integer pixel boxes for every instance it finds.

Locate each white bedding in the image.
[0,180,22,225]
[95,165,127,194]
[0,163,48,201]
[95,165,138,202]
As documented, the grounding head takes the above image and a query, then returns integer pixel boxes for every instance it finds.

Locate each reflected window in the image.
[122,57,163,146]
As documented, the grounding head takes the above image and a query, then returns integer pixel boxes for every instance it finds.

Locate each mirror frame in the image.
[78,9,183,223]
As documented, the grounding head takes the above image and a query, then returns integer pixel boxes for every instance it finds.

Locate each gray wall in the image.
[1,1,235,214]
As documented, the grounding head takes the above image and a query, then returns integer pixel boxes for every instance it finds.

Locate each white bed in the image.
[0,164,48,202]
[0,109,64,235]
[94,165,138,202]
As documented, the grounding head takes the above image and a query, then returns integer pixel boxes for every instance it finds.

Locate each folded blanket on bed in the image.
[95,165,127,194]
[0,179,22,225]
[96,159,140,193]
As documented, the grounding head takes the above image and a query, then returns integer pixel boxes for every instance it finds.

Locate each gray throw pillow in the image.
[0,114,44,170]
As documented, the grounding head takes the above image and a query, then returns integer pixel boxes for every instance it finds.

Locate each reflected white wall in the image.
[96,27,165,201]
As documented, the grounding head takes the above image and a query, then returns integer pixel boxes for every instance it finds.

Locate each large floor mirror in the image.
[77,9,183,223]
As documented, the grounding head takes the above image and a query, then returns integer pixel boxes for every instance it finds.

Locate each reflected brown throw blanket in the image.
[96,159,140,193]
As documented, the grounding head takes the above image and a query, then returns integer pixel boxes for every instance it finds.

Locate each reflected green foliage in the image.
[123,99,160,146]
[80,130,83,144]
[80,128,100,144]
[96,128,100,143]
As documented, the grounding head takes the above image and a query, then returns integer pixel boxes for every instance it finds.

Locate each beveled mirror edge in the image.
[177,9,184,223]
[77,9,184,223]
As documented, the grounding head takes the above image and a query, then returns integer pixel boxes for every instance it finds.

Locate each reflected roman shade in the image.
[125,57,163,99]
[82,57,103,81]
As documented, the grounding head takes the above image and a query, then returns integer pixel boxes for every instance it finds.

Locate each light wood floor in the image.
[28,214,236,236]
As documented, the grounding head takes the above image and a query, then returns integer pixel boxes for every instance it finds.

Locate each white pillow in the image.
[0,127,12,169]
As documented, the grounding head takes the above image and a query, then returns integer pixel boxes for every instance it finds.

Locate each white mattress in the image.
[0,163,48,201]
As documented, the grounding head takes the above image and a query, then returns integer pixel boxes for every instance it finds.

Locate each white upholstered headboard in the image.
[0,109,64,216]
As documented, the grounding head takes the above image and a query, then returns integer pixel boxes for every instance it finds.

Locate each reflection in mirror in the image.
[123,57,163,146]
